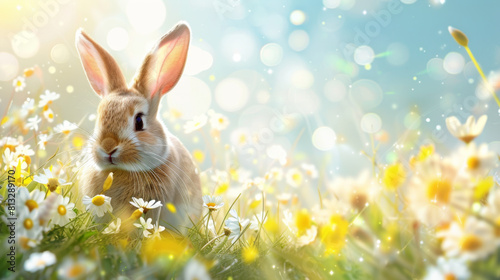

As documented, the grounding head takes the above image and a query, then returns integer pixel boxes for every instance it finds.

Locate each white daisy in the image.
[15,144,35,156]
[43,107,55,123]
[301,163,318,179]
[24,251,56,272]
[209,112,229,131]
[133,217,154,238]
[328,171,379,213]
[130,197,162,213]
[82,194,113,217]
[276,193,292,204]
[267,145,288,165]
[297,225,318,247]
[423,257,470,280]
[250,212,267,231]
[26,115,41,131]
[438,217,495,261]
[481,189,500,244]
[2,148,26,170]
[455,142,496,177]
[33,168,71,192]
[13,76,26,92]
[38,90,60,107]
[202,195,224,211]
[149,222,165,239]
[57,256,96,279]
[103,218,121,235]
[0,136,20,150]
[408,155,473,227]
[265,167,284,181]
[285,168,303,188]
[21,98,36,117]
[445,115,487,144]
[17,207,43,250]
[225,209,250,244]
[51,195,76,226]
[183,258,211,280]
[230,128,251,147]
[54,120,78,135]
[38,134,52,150]
[183,114,208,134]
[17,187,46,213]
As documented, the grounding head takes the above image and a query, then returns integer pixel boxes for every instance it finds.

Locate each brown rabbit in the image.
[76,23,202,230]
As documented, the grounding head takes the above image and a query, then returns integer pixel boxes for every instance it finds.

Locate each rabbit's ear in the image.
[132,23,190,99]
[75,29,127,97]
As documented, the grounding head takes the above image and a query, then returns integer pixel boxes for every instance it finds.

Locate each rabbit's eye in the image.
[135,113,144,131]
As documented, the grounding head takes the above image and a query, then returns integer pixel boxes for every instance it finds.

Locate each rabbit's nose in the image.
[101,137,118,154]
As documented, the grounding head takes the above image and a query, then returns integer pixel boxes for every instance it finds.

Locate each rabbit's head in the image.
[76,23,190,172]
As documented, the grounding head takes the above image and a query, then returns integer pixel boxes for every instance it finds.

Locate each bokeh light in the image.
[260,43,283,67]
[167,76,211,118]
[0,52,19,81]
[360,113,382,134]
[215,78,250,112]
[323,0,341,9]
[290,10,306,25]
[354,45,375,66]
[50,44,70,64]
[106,27,129,51]
[126,0,166,34]
[443,51,465,75]
[11,31,40,58]
[349,79,384,110]
[426,57,447,80]
[288,30,309,52]
[312,126,336,151]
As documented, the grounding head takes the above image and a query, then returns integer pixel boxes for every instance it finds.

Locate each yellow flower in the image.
[382,163,406,190]
[242,245,259,263]
[166,203,177,213]
[193,150,205,163]
[321,215,348,255]
[102,172,114,193]
[141,235,190,263]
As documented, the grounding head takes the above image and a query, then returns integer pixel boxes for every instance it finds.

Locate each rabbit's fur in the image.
[76,23,202,230]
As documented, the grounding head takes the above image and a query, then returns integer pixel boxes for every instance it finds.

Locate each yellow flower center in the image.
[24,218,33,230]
[206,202,216,207]
[92,195,105,206]
[48,113,54,119]
[16,80,22,87]
[47,178,60,192]
[459,234,482,252]
[43,105,49,111]
[63,130,70,135]
[218,117,224,124]
[239,135,247,144]
[444,273,457,280]
[292,173,302,184]
[295,209,312,234]
[467,156,480,170]
[58,205,67,216]
[25,199,38,212]
[426,179,452,204]
[67,264,85,278]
